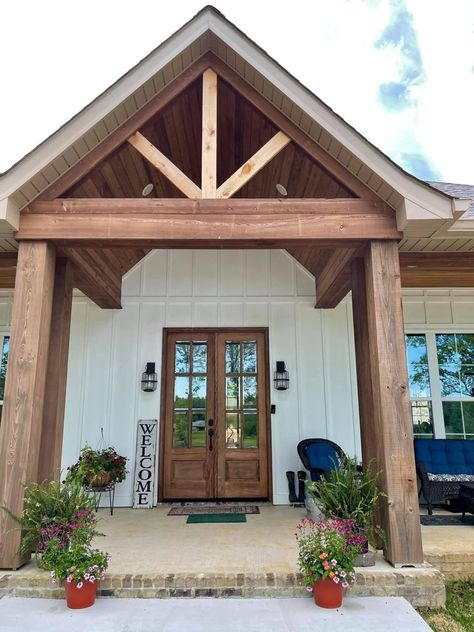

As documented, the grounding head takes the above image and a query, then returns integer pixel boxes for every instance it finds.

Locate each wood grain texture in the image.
[0,241,56,569]
[37,55,213,201]
[207,55,381,201]
[315,247,359,308]
[355,241,423,565]
[37,259,73,483]
[64,247,122,309]
[0,253,17,288]
[128,132,201,199]
[201,69,218,197]
[216,131,290,199]
[26,198,391,215]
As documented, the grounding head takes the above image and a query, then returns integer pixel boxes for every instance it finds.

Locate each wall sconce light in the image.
[141,362,158,392]
[274,361,289,391]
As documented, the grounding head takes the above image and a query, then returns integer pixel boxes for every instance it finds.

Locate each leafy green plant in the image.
[1,479,99,557]
[295,517,361,590]
[66,445,128,485]
[44,540,110,587]
[307,456,386,549]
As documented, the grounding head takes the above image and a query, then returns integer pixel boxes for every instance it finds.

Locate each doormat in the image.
[168,505,260,516]
[187,513,247,524]
[420,514,474,526]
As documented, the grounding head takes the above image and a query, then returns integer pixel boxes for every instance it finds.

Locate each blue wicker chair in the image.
[297,438,345,482]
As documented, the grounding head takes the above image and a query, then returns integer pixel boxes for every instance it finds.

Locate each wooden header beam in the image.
[19,199,400,246]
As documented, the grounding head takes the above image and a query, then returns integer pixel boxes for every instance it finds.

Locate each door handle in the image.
[208,427,215,451]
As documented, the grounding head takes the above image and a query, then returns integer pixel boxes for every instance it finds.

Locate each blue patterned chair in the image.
[297,438,345,482]
[414,438,474,515]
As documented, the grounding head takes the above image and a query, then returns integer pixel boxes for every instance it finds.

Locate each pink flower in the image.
[342,581,349,588]
[84,573,90,580]
[67,575,73,583]
[350,572,356,579]
[333,577,340,584]
[306,586,313,593]
[89,576,96,583]
[340,570,346,578]
[77,582,83,589]
[331,559,337,566]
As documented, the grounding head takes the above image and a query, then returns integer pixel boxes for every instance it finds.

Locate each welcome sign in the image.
[133,419,158,508]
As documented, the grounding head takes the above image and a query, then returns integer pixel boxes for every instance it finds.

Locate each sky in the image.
[0,0,473,184]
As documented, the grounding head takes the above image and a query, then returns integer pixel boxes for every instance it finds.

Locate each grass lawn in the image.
[419,578,474,631]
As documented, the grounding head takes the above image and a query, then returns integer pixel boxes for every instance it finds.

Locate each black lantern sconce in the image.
[141,362,158,392]
[274,361,289,391]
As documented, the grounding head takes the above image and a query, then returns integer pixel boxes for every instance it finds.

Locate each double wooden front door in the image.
[161,330,269,500]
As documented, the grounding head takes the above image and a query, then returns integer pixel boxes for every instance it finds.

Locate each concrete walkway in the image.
[0,596,431,631]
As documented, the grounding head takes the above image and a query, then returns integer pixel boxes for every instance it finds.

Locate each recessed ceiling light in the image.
[142,183,154,197]
[276,183,288,197]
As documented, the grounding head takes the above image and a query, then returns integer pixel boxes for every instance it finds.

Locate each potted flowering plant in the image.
[44,540,110,609]
[67,445,128,487]
[295,517,363,608]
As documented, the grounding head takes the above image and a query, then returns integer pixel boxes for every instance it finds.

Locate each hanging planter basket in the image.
[86,472,112,487]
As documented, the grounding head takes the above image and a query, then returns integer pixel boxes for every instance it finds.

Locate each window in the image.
[435,333,474,440]
[0,335,9,420]
[405,334,434,438]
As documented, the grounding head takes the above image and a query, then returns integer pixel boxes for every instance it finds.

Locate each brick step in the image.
[0,567,445,608]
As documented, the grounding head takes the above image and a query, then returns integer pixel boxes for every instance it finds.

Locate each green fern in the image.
[307,457,387,549]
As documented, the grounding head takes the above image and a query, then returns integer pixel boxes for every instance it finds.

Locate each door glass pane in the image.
[191,377,207,408]
[226,377,240,409]
[174,377,189,407]
[226,412,240,448]
[191,412,206,447]
[173,412,188,448]
[243,413,258,448]
[442,401,463,434]
[192,343,207,373]
[175,342,190,373]
[226,342,240,373]
[243,342,257,373]
[243,376,258,409]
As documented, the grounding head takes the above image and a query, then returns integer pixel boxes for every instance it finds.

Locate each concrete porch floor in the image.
[2,503,468,608]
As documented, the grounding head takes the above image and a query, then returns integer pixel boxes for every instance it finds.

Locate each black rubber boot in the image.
[297,470,307,504]
[286,471,299,504]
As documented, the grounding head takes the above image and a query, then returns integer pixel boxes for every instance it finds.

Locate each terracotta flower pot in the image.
[313,577,343,609]
[65,580,97,609]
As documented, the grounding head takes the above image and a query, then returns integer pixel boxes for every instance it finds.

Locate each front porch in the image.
[3,504,469,608]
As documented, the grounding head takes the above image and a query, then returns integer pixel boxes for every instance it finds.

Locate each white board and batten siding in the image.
[1,252,473,506]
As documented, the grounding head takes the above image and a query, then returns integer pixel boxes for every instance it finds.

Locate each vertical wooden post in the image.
[0,241,56,569]
[351,241,423,566]
[37,259,73,483]
[201,68,217,198]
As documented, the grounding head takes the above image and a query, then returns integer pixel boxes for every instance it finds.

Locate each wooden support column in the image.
[351,241,423,566]
[37,259,73,483]
[0,241,56,569]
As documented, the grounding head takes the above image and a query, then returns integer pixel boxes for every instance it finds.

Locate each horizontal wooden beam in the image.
[216,131,290,199]
[26,198,392,215]
[0,252,18,288]
[16,199,401,247]
[400,251,474,287]
[128,132,202,198]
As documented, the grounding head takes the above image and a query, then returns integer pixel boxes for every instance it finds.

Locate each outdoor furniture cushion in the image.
[414,438,474,475]
[414,438,474,515]
[297,438,345,482]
